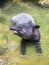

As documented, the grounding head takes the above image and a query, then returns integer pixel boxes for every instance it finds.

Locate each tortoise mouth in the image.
[14,31,18,34]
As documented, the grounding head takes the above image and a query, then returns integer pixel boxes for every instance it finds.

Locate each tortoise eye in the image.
[35,25,40,28]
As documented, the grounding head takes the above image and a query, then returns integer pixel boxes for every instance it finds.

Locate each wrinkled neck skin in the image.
[14,27,40,40]
[9,22,40,40]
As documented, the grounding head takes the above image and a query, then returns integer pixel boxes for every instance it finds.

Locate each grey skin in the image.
[9,21,40,41]
[9,21,42,57]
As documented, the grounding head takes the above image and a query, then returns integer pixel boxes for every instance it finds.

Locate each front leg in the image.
[20,39,27,57]
[34,41,42,55]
